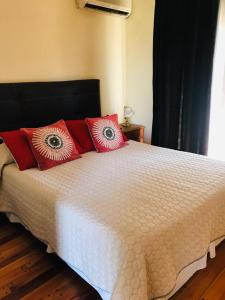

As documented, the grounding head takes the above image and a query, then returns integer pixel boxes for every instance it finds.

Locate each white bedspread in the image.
[1,141,225,300]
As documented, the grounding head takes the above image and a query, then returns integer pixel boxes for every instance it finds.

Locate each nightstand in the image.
[120,124,145,143]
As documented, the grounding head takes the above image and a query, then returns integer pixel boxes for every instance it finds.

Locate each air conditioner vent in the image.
[77,0,132,18]
[85,3,129,16]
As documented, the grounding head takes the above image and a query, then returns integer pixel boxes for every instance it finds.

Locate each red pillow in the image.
[85,114,126,153]
[0,130,37,171]
[21,120,80,170]
[122,133,128,142]
[68,135,84,154]
[73,139,85,154]
[66,120,95,153]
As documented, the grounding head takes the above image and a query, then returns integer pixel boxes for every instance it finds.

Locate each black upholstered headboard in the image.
[0,79,101,132]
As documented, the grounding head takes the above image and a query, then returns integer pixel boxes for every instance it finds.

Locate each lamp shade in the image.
[124,106,134,118]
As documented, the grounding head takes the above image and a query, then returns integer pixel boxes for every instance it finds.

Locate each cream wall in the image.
[0,0,125,119]
[0,0,155,134]
[125,0,155,142]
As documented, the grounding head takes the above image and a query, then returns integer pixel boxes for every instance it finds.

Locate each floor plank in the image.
[0,223,22,245]
[0,250,52,298]
[21,270,96,300]
[0,234,36,268]
[200,269,225,300]
[172,241,225,300]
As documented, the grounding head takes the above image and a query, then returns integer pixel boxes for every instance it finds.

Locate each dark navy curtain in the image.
[151,0,220,155]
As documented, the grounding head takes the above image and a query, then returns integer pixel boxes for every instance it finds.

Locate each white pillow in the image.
[0,143,14,176]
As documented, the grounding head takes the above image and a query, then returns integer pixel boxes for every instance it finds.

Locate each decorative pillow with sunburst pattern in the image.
[21,120,80,170]
[85,114,126,153]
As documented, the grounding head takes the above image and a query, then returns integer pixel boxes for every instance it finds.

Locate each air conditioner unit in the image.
[77,0,132,18]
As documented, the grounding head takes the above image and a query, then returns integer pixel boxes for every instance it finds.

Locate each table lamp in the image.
[123,106,134,127]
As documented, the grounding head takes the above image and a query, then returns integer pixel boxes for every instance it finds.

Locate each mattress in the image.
[1,141,225,300]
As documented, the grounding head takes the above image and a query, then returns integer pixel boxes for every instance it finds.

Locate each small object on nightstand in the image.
[120,124,145,143]
[122,106,135,127]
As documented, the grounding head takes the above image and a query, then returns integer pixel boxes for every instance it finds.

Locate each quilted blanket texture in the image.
[1,141,225,300]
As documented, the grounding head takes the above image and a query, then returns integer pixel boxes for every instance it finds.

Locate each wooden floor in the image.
[1,218,225,300]
[0,219,101,300]
[172,241,225,300]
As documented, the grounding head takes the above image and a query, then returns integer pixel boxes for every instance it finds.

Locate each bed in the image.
[1,80,225,300]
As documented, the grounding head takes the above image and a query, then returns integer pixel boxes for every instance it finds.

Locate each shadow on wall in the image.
[0,0,125,121]
[48,0,126,121]
[125,0,155,143]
